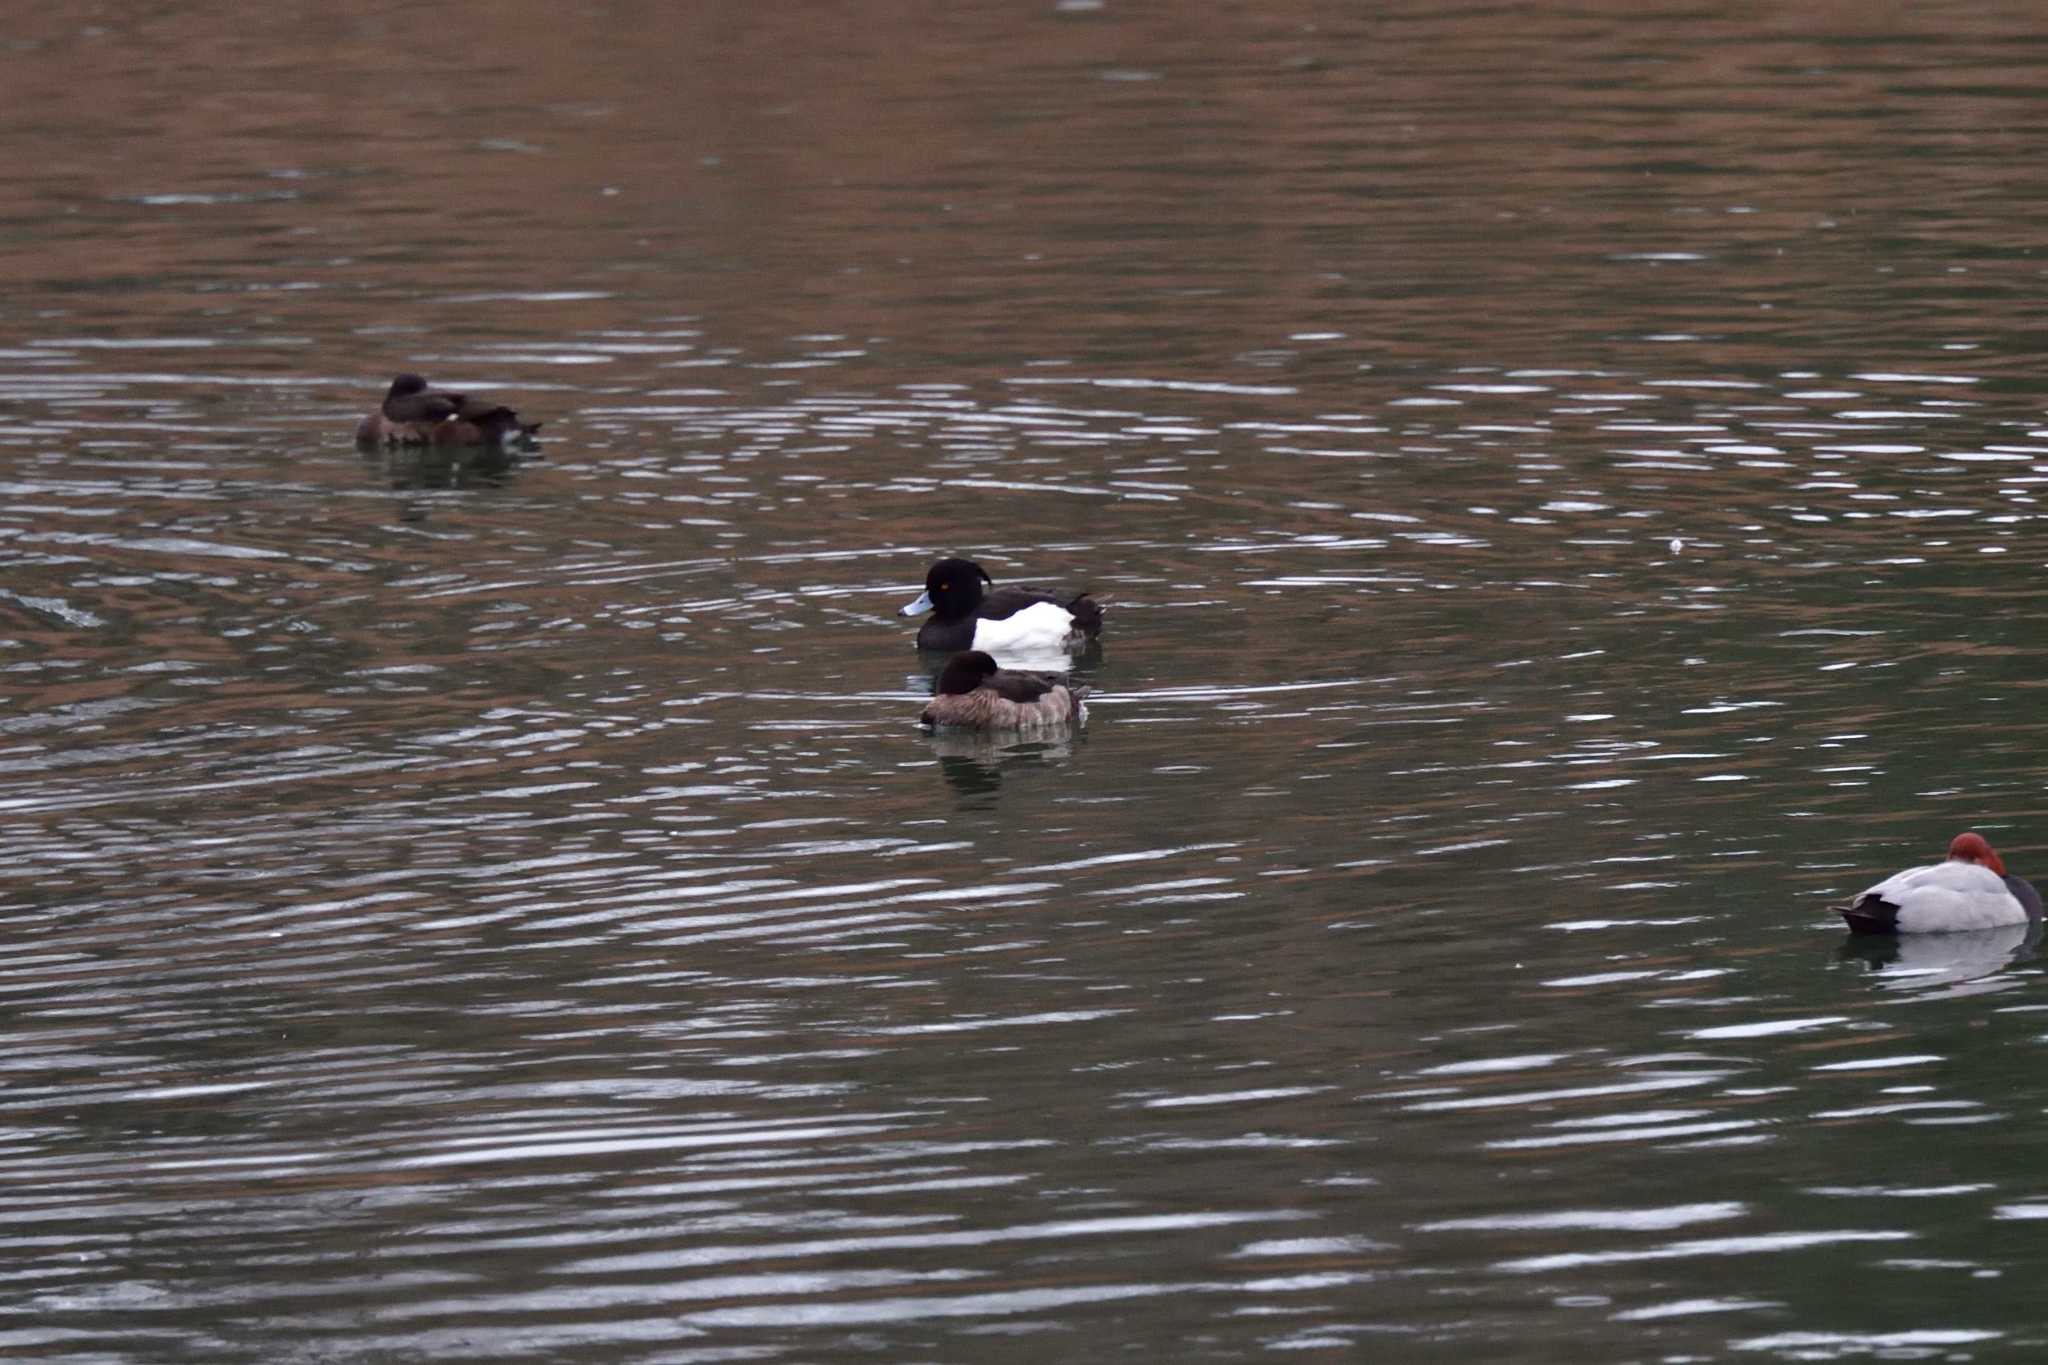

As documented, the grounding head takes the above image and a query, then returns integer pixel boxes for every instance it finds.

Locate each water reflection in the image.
[925,729,1085,803]
[1838,922,2041,997]
[366,442,537,492]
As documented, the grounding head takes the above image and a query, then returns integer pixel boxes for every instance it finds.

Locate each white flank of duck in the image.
[965,600,1087,654]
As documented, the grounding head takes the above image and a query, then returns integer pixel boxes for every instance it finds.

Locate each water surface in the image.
[8,2,2048,1360]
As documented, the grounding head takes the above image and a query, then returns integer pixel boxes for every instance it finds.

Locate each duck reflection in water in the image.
[1838,920,2041,996]
[926,728,1083,801]
[367,441,528,494]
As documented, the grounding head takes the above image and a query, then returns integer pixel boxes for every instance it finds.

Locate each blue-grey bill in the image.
[899,590,933,617]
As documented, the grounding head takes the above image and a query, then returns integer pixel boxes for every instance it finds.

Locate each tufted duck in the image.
[899,557,1103,655]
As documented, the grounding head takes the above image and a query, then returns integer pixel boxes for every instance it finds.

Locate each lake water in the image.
[8,2,2048,1360]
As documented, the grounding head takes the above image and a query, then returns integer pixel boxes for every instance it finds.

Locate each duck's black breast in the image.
[915,616,978,652]
[2006,875,2044,921]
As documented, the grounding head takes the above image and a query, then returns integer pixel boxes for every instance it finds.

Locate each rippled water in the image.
[10,2,2048,1360]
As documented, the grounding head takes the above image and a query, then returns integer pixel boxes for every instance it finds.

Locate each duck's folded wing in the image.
[386,389,463,422]
[987,668,1058,703]
[977,586,1065,621]
[453,395,534,429]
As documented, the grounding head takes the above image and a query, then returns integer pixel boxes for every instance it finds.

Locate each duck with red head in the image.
[1838,831,2044,934]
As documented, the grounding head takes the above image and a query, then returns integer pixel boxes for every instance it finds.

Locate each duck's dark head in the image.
[386,373,430,400]
[901,556,993,619]
[933,650,999,695]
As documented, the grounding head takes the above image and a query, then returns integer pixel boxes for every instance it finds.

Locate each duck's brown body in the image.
[919,651,1084,731]
[356,374,542,447]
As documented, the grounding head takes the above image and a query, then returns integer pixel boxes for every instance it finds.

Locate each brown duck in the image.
[356,373,542,447]
[919,650,1086,731]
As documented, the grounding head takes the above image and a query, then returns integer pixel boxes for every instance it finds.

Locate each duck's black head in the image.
[925,557,993,612]
[900,557,997,624]
[387,373,430,398]
[933,650,999,695]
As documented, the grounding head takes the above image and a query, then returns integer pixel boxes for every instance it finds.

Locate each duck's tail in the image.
[471,407,543,444]
[1837,895,1899,935]
[1065,592,1105,639]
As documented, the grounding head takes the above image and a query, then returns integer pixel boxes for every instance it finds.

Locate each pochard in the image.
[1838,832,2043,934]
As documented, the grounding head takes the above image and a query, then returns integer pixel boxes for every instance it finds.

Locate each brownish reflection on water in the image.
[9,1,2048,1361]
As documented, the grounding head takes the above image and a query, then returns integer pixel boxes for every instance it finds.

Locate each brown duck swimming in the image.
[356,373,543,447]
[919,650,1085,731]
